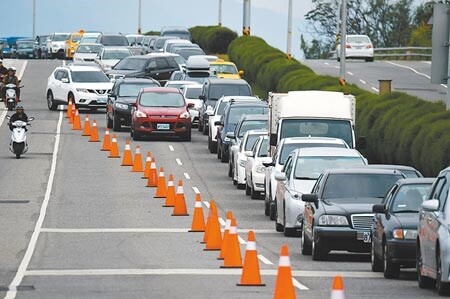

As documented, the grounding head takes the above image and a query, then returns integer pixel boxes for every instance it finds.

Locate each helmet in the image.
[11,67,16,72]
[8,67,14,71]
[16,105,24,111]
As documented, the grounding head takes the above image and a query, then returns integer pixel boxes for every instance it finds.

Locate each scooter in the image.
[4,83,23,111]
[5,115,34,159]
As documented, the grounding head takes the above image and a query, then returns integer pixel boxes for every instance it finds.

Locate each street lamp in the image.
[339,0,347,85]
[286,0,293,59]
[218,0,222,26]
[138,0,142,34]
[32,0,36,37]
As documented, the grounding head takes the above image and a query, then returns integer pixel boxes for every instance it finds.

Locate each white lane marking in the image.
[422,61,431,65]
[4,111,63,299]
[238,236,247,245]
[184,172,191,180]
[441,84,448,89]
[324,62,330,66]
[359,79,367,84]
[202,201,209,208]
[169,145,174,151]
[257,255,273,265]
[176,158,182,166]
[41,228,189,233]
[371,87,379,92]
[334,66,340,69]
[17,60,27,81]
[293,278,309,290]
[62,60,66,66]
[347,71,354,76]
[218,217,226,226]
[385,61,431,79]
[192,187,200,194]
[0,109,7,128]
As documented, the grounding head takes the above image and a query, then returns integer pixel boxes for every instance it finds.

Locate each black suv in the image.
[198,78,252,134]
[216,101,268,163]
[106,54,181,85]
[106,77,160,131]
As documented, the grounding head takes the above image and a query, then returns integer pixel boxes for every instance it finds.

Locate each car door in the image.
[304,174,323,239]
[49,70,63,100]
[59,70,72,103]
[276,155,292,223]
[373,184,398,257]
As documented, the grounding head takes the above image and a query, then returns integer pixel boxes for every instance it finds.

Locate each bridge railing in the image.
[328,47,432,60]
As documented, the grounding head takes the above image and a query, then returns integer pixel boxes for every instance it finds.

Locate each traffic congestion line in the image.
[371,87,379,92]
[4,111,63,299]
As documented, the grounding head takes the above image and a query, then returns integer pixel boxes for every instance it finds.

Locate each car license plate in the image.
[97,98,106,103]
[157,123,170,130]
[356,231,371,243]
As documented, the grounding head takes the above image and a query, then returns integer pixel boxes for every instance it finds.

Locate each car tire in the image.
[47,91,58,111]
[209,139,217,154]
[269,201,276,221]
[217,144,222,159]
[132,130,142,141]
[417,241,435,289]
[436,246,450,295]
[228,161,233,178]
[250,185,260,200]
[366,57,374,62]
[371,240,383,272]
[221,150,228,163]
[237,183,245,190]
[275,215,284,233]
[337,57,340,62]
[112,114,121,132]
[245,182,251,195]
[312,228,328,261]
[383,243,400,279]
[301,223,312,255]
[198,118,203,132]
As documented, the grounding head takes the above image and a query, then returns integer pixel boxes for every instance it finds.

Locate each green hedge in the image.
[189,26,238,54]
[228,36,450,176]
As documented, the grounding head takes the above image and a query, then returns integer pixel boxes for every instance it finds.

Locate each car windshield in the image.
[165,82,187,89]
[185,87,202,99]
[245,134,264,151]
[176,48,205,60]
[101,36,128,46]
[258,138,269,157]
[53,34,69,41]
[77,45,102,54]
[210,84,251,101]
[228,107,268,125]
[216,101,229,115]
[391,184,432,213]
[155,38,172,49]
[17,42,34,49]
[238,120,267,137]
[280,119,353,149]
[210,64,238,74]
[71,71,110,83]
[140,92,185,107]
[172,55,185,66]
[119,83,157,97]
[103,50,131,60]
[72,35,82,43]
[295,156,365,180]
[114,57,146,70]
[400,170,421,178]
[163,31,190,40]
[347,36,371,44]
[322,173,403,200]
[279,143,346,165]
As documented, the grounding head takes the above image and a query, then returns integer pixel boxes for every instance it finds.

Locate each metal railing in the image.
[374,47,431,60]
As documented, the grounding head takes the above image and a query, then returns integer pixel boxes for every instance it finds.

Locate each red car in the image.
[131,87,193,141]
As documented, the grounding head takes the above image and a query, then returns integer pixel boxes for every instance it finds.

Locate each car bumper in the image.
[75,93,108,107]
[252,171,265,192]
[314,226,371,253]
[386,239,416,267]
[346,49,374,58]
[189,109,199,123]
[114,109,132,125]
[133,118,191,136]
[285,198,304,229]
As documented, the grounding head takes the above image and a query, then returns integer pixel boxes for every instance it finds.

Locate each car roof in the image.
[363,164,421,172]
[325,168,403,175]
[207,78,249,85]
[228,101,267,108]
[281,137,347,145]
[115,77,159,84]
[146,52,181,58]
[219,96,259,102]
[395,178,436,185]
[62,65,102,71]
[295,147,362,157]
[140,87,180,93]
[238,114,269,121]
[103,46,131,51]
[244,129,268,136]
[210,60,236,66]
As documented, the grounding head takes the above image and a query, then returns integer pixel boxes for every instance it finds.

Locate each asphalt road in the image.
[0,59,443,298]
[302,59,447,103]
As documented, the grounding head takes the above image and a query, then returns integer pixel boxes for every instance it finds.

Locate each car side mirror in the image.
[357,136,367,150]
[244,150,254,158]
[372,204,386,214]
[214,120,223,127]
[226,132,235,139]
[109,93,116,98]
[238,70,244,75]
[302,194,318,203]
[187,103,195,108]
[199,95,205,101]
[274,171,286,181]
[262,161,274,167]
[61,78,69,83]
[130,102,137,107]
[421,199,439,212]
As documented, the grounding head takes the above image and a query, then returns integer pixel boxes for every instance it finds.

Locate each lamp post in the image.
[138,0,142,34]
[218,0,222,26]
[32,0,36,37]
[339,0,347,85]
[286,0,293,59]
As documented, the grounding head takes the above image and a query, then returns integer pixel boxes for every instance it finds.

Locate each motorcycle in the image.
[4,83,23,111]
[5,115,35,159]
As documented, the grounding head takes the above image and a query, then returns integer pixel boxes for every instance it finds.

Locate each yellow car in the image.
[209,59,244,79]
[65,29,85,59]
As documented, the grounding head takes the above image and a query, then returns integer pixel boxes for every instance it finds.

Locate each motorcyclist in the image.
[0,60,7,78]
[9,105,28,131]
[2,67,20,103]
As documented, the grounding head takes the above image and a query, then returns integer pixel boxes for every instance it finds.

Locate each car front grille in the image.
[351,214,374,230]
[86,89,110,95]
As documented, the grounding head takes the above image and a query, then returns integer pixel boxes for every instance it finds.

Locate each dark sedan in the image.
[371,178,434,278]
[301,168,404,261]
[106,78,160,131]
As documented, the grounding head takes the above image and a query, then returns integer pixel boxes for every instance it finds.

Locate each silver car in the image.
[245,136,271,199]
[417,167,450,295]
[274,147,367,237]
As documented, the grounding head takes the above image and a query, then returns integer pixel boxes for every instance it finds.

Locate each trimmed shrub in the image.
[189,26,237,54]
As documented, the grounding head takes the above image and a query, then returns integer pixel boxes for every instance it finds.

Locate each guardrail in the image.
[374,47,431,60]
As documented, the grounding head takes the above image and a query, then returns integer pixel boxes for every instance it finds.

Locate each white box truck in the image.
[268,90,363,151]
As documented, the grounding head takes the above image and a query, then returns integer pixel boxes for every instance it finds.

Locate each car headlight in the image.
[224,137,230,142]
[256,165,266,173]
[318,215,349,226]
[135,110,146,118]
[238,159,246,167]
[115,103,128,110]
[393,229,417,240]
[179,111,190,119]
[76,88,89,93]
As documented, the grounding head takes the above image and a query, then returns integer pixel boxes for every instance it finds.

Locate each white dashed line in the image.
[184,173,190,180]
[192,187,200,194]
[238,236,247,245]
[324,62,330,66]
[441,84,448,89]
[218,218,226,226]
[176,158,182,166]
[292,278,309,290]
[334,66,340,69]
[347,71,354,76]
[169,145,174,151]
[371,87,379,92]
[257,255,273,265]
[202,200,210,208]
[359,79,367,84]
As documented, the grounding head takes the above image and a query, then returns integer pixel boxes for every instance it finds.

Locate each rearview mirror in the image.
[262,161,274,168]
[421,199,439,212]
[61,78,69,83]
[214,120,223,127]
[372,204,386,214]
[244,150,254,158]
[225,132,235,139]
[302,194,318,203]
[274,171,286,181]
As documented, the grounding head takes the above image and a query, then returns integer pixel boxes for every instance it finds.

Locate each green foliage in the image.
[189,26,237,54]
[409,24,431,47]
[144,31,160,36]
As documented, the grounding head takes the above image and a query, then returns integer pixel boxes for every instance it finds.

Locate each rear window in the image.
[347,36,371,44]
[119,83,158,97]
[185,87,202,99]
[258,138,269,157]
[210,64,238,75]
[209,84,251,100]
[101,35,128,46]
[53,34,69,41]
[245,134,263,151]
[103,49,131,60]
[279,143,346,165]
[114,57,147,71]
[140,92,185,107]
[76,44,102,54]
[228,106,268,124]
[71,71,110,83]
[238,120,268,137]
[176,48,205,60]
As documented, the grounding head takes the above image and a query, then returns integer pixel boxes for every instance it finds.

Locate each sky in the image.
[0,0,314,59]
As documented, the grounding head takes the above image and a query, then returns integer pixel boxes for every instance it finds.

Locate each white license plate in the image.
[157,123,170,130]
[97,98,106,103]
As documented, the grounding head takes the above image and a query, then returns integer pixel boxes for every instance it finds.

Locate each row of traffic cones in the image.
[64,100,346,298]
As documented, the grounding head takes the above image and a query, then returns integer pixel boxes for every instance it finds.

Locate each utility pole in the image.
[286,0,293,59]
[138,0,142,34]
[32,0,36,37]
[218,0,222,26]
[242,0,251,35]
[339,0,347,85]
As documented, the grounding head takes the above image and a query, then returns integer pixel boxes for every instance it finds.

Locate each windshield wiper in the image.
[295,177,316,180]
[393,210,419,213]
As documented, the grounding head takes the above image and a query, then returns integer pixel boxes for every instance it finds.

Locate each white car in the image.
[274,147,367,236]
[73,43,103,62]
[94,47,132,71]
[245,135,271,199]
[163,39,192,53]
[180,84,203,125]
[207,95,260,154]
[264,137,350,220]
[47,32,70,59]
[79,32,102,44]
[337,34,374,62]
[46,65,113,110]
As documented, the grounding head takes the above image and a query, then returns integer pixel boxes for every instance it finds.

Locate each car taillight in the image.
[366,44,373,49]
[346,44,352,49]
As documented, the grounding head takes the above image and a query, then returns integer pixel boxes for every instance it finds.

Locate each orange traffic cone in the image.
[121,140,133,166]
[142,152,152,179]
[172,180,189,216]
[82,115,91,136]
[202,201,216,244]
[89,120,100,142]
[66,100,73,118]
[237,231,265,286]
[154,167,167,198]
[189,193,206,232]
[204,203,222,251]
[162,174,176,207]
[131,146,143,172]
[218,211,233,260]
[221,218,242,268]
[101,129,111,151]
[274,245,296,299]
[108,134,120,158]
[330,276,345,299]
[69,105,75,124]
[72,109,82,130]
[146,158,158,187]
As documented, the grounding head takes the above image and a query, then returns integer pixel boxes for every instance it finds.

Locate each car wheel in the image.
[250,184,260,200]
[228,160,233,177]
[47,91,57,111]
[132,131,142,141]
[436,246,450,295]
[245,182,251,195]
[301,223,312,255]
[366,57,374,62]
[371,239,383,272]
[337,57,340,62]
[312,227,328,261]
[208,135,211,150]
[180,130,191,142]
[112,114,121,132]
[220,150,228,163]
[106,112,113,129]
[210,139,217,154]
[269,201,276,221]
[383,243,400,278]
[275,208,284,233]
[417,241,435,289]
